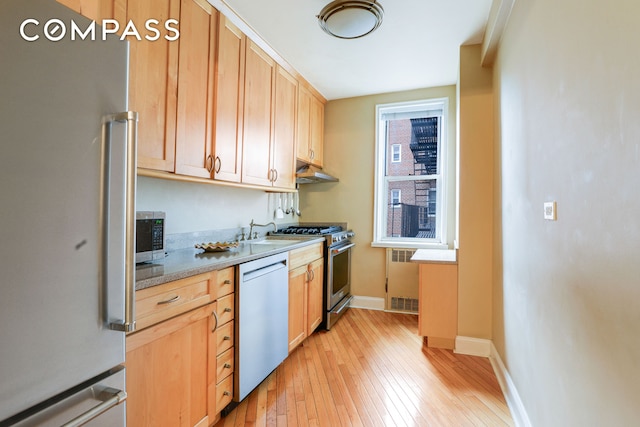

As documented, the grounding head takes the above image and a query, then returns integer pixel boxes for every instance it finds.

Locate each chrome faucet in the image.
[248,219,277,240]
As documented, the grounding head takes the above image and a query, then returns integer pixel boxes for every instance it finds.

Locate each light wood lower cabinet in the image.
[127,268,235,427]
[126,303,211,427]
[418,263,458,349]
[288,243,324,352]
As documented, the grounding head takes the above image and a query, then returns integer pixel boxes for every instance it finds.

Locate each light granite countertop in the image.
[135,236,325,290]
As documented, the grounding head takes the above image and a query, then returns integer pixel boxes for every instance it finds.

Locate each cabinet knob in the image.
[224,307,232,313]
[224,363,231,369]
[223,279,231,285]
[223,391,231,396]
[223,335,231,340]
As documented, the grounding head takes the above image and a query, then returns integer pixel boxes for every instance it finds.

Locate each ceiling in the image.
[221,0,493,101]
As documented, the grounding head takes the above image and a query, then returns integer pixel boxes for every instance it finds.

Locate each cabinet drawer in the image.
[135,273,213,330]
[215,375,233,410]
[214,267,235,299]
[216,293,234,325]
[216,347,234,382]
[289,242,323,270]
[215,320,234,354]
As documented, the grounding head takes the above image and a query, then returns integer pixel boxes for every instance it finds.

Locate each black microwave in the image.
[136,211,166,264]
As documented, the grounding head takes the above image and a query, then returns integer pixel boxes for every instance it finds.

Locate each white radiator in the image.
[385,249,419,313]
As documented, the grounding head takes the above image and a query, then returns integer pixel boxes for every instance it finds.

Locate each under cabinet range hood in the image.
[296,165,339,184]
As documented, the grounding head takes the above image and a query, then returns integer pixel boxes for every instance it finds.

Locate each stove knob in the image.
[346,231,355,238]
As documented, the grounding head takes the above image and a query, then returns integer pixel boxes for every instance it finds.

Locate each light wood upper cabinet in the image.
[174,0,218,178]
[241,41,276,187]
[103,0,323,187]
[212,15,245,183]
[56,0,113,21]
[297,85,324,168]
[115,0,180,172]
[240,46,298,189]
[271,66,298,189]
[309,93,324,167]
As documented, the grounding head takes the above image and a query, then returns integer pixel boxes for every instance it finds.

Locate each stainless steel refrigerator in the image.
[0,0,137,425]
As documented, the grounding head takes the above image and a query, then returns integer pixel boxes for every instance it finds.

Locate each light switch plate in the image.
[544,201,557,221]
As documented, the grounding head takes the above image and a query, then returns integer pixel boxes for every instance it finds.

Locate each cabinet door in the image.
[56,0,113,20]
[126,303,213,427]
[296,85,324,167]
[306,258,324,334]
[296,85,311,164]
[288,265,307,352]
[309,93,324,167]
[174,0,217,178]
[116,0,180,172]
[418,263,458,349]
[212,15,245,183]
[272,66,298,189]
[241,40,276,187]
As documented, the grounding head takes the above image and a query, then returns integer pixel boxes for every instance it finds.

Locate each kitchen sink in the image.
[249,239,301,246]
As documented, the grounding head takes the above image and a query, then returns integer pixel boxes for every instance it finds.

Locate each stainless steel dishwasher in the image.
[235,252,289,402]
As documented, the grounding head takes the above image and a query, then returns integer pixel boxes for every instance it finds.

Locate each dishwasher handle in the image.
[242,260,287,282]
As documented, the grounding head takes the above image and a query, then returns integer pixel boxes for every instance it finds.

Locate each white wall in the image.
[136,176,295,235]
[493,0,640,425]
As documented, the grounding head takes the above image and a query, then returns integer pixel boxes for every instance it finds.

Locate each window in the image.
[391,144,401,163]
[391,189,401,207]
[373,98,451,248]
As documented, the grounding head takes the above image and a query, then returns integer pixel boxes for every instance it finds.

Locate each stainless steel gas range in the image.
[272,224,355,330]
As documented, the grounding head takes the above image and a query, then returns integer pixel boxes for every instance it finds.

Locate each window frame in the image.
[372,98,450,249]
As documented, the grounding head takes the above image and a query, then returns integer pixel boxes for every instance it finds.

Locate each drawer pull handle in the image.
[224,307,232,313]
[223,279,231,285]
[224,363,231,369]
[223,335,231,341]
[223,391,231,396]
[157,295,180,305]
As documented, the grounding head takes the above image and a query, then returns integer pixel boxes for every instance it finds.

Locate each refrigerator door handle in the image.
[103,111,138,333]
[61,387,127,427]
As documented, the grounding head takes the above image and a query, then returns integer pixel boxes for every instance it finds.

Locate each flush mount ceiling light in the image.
[317,0,384,39]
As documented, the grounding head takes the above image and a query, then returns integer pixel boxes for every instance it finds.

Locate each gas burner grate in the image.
[277,225,343,235]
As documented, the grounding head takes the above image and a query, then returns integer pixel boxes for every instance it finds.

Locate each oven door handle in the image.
[331,242,355,255]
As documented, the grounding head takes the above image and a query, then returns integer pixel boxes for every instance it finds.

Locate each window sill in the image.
[371,241,449,250]
[410,248,457,264]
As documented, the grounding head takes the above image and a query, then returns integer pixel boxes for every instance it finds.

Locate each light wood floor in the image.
[214,308,513,427]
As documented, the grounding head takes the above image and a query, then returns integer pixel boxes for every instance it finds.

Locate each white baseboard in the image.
[350,295,385,310]
[489,343,532,427]
[454,336,491,357]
